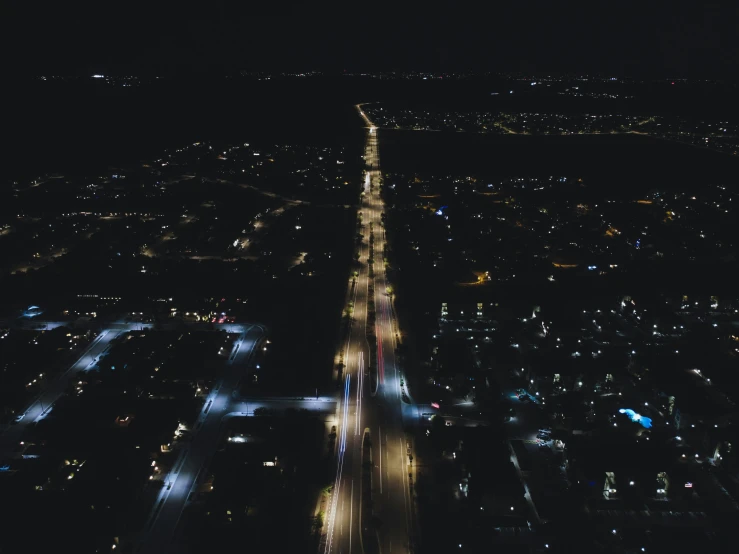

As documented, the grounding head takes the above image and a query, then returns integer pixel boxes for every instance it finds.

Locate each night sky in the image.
[4,2,739,77]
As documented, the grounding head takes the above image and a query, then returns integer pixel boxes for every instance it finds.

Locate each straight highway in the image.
[323,106,414,554]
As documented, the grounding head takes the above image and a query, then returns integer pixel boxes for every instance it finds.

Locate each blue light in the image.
[23,305,43,318]
[619,408,652,428]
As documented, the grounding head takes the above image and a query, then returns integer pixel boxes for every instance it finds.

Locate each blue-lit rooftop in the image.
[619,408,652,429]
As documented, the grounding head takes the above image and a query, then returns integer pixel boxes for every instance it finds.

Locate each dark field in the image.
[5,79,366,182]
[379,129,739,191]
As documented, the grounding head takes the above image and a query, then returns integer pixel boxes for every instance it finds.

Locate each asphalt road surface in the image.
[0,320,270,554]
[0,325,139,457]
[138,324,263,554]
[0,321,248,457]
[324,107,413,554]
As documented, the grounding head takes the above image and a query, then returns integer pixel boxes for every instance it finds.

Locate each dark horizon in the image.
[5,4,739,78]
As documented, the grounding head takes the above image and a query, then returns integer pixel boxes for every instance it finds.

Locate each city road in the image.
[323,106,414,554]
[138,324,263,554]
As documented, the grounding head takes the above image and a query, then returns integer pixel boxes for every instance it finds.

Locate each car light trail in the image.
[340,374,350,453]
[325,373,351,554]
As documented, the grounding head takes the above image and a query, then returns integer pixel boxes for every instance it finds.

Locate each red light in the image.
[671,82,675,85]
[431,402,440,409]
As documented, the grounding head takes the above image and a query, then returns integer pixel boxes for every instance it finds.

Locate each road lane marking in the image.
[387,433,390,495]
[356,352,364,435]
[400,437,411,540]
[378,425,383,495]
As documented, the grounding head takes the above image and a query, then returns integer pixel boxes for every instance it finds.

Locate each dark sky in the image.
[4,2,739,77]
